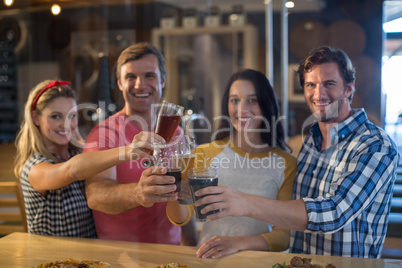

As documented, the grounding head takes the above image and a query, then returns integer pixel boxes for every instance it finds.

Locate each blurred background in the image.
[0,0,401,160]
[1,0,402,255]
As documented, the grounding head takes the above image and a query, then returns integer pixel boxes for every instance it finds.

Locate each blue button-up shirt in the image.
[290,109,399,258]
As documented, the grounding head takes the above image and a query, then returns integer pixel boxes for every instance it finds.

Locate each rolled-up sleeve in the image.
[303,140,398,234]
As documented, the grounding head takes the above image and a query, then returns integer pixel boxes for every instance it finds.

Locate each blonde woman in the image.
[14,80,164,237]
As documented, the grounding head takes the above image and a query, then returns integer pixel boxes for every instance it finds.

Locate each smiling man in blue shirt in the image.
[193,46,399,258]
[289,46,399,258]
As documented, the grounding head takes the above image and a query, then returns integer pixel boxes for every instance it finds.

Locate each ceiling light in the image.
[285,1,295,9]
[4,0,14,7]
[51,4,61,16]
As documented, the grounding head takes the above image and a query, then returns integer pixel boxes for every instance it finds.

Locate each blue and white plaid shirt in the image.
[290,109,399,258]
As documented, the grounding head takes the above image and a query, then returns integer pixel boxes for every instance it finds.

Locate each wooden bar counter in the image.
[0,232,401,267]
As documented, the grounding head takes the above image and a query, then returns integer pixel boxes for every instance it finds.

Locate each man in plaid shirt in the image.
[193,46,399,258]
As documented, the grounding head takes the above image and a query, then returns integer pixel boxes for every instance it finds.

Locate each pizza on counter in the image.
[33,258,112,268]
[272,256,335,268]
[157,262,188,268]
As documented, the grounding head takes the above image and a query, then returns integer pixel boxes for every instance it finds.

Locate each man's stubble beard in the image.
[310,92,347,123]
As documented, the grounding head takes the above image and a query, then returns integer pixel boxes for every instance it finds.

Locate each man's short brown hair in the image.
[116,42,166,82]
[297,46,356,101]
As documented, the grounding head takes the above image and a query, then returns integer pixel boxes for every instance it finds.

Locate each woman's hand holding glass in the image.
[126,131,165,161]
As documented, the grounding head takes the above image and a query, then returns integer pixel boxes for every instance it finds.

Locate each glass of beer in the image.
[144,100,184,168]
[155,100,184,142]
[177,135,196,205]
[153,143,182,194]
[188,165,219,222]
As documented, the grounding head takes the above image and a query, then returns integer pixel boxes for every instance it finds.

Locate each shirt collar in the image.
[310,108,368,148]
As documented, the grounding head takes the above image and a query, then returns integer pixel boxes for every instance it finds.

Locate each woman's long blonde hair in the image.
[14,80,80,178]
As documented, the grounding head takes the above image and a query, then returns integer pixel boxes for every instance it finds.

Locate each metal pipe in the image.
[264,0,274,84]
[281,0,289,140]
